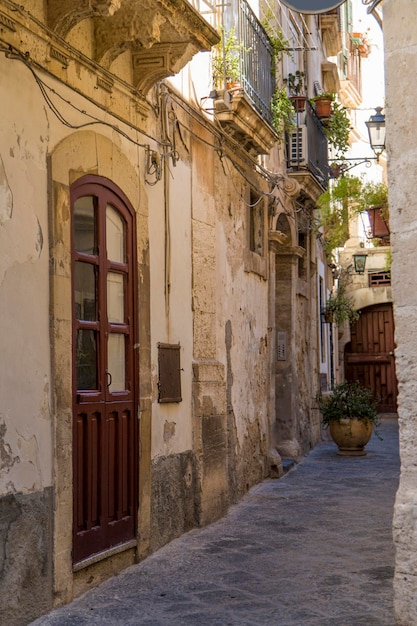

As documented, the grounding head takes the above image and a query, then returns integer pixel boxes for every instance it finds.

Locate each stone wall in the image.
[385,1,417,622]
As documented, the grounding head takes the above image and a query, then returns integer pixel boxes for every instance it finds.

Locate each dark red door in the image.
[71,176,138,564]
[345,303,397,413]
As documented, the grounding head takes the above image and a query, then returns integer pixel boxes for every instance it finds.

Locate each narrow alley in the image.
[31,418,399,626]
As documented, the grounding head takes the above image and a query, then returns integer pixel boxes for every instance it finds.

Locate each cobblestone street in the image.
[31,418,399,626]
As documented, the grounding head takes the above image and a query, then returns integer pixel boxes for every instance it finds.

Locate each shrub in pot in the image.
[316,381,380,456]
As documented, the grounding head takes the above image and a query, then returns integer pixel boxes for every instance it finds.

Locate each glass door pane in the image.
[74,262,97,321]
[76,329,97,390]
[107,272,125,323]
[108,334,126,392]
[74,196,97,254]
[106,205,125,263]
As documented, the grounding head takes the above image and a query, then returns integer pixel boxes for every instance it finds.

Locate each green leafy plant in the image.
[317,176,362,258]
[310,91,335,103]
[316,176,389,259]
[322,283,360,325]
[212,28,244,87]
[323,101,352,158]
[284,71,305,96]
[261,11,291,64]
[316,381,379,427]
[271,86,295,138]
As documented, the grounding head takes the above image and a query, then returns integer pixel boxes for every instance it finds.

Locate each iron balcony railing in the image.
[223,0,275,126]
[287,102,329,189]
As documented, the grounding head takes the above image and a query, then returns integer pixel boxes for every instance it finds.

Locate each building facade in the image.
[0,1,362,623]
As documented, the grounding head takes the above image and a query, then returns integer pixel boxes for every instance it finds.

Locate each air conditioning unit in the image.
[289,126,307,167]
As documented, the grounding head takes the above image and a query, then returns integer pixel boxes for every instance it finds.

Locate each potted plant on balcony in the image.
[212,28,244,90]
[284,70,306,112]
[311,91,335,120]
[316,381,379,456]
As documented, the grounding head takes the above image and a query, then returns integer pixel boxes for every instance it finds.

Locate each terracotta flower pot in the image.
[314,97,333,119]
[290,96,306,112]
[329,417,373,456]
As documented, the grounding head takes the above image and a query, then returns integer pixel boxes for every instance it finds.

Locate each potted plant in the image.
[311,91,335,119]
[321,283,360,325]
[284,70,306,112]
[316,381,380,456]
[212,28,244,89]
[362,181,389,239]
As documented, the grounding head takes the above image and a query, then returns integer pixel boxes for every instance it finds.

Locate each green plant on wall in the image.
[317,176,389,260]
[316,176,362,259]
[323,101,352,158]
[261,10,292,64]
[212,28,244,87]
[271,86,295,139]
[322,282,360,325]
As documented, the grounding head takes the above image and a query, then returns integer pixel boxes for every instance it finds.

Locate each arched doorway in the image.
[71,175,139,563]
[345,303,397,412]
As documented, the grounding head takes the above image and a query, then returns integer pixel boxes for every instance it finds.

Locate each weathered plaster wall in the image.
[385,1,417,623]
[0,50,54,624]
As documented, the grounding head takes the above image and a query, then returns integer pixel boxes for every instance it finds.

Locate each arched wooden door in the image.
[71,175,138,564]
[345,303,397,413]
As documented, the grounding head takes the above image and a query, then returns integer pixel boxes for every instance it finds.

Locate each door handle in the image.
[106,370,112,388]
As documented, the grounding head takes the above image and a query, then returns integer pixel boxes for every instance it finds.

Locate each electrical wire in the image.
[0,44,161,148]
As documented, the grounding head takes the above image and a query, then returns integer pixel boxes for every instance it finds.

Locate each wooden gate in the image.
[345,303,397,413]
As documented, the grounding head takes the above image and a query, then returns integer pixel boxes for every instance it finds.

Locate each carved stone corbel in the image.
[47,0,121,37]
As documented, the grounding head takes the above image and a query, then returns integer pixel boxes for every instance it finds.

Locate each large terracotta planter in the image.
[329,418,373,456]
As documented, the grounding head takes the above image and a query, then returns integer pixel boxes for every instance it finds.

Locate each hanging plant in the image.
[322,102,352,158]
[322,283,360,325]
[316,176,362,259]
[271,86,295,139]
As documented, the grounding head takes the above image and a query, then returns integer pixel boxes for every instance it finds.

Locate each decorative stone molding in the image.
[132,43,195,94]
[282,176,301,198]
[47,0,121,37]
[214,91,279,156]
[46,0,219,93]
[287,171,325,204]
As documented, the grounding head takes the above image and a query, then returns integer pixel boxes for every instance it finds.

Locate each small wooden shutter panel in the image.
[158,343,182,403]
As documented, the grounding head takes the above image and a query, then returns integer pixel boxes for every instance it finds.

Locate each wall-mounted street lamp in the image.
[353,253,368,274]
[365,107,386,161]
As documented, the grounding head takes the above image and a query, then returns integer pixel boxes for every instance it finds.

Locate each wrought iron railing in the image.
[305,103,329,187]
[287,102,329,189]
[236,0,275,125]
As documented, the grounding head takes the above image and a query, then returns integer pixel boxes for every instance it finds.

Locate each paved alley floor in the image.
[31,418,400,626]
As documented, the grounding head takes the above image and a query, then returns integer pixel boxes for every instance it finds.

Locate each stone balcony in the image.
[213,88,279,156]
[1,0,219,96]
